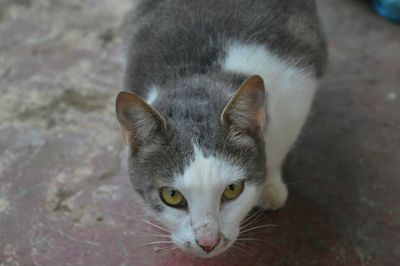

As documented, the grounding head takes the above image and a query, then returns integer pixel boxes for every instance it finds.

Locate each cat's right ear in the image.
[115,91,167,148]
[221,75,266,136]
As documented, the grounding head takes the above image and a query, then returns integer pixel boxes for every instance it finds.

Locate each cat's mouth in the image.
[175,234,233,258]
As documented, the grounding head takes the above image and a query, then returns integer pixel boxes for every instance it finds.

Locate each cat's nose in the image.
[196,235,221,253]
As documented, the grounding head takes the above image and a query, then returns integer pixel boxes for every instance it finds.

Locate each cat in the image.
[115,0,327,258]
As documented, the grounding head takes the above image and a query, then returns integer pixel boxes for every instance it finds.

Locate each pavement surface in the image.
[0,0,399,265]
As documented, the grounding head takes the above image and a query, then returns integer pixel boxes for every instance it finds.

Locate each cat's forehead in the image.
[174,145,245,191]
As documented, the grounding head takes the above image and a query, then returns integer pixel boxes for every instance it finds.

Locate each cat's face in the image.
[116,76,267,257]
[150,145,264,257]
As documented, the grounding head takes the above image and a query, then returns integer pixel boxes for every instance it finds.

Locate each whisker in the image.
[126,225,170,238]
[240,224,280,234]
[241,213,263,230]
[122,200,142,215]
[231,241,256,258]
[227,246,242,264]
[118,202,171,234]
[156,246,179,256]
[112,211,170,234]
[130,240,174,249]
[285,180,306,186]
[233,240,256,254]
[139,233,171,238]
[226,247,240,261]
[128,239,176,258]
[236,237,269,244]
[240,207,266,230]
[231,243,246,254]
[140,224,169,233]
[241,208,263,227]
[264,179,308,187]
[141,221,170,234]
[122,201,157,224]
[144,244,179,259]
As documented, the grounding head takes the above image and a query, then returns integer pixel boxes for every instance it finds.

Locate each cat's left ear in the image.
[115,91,167,147]
[221,75,266,135]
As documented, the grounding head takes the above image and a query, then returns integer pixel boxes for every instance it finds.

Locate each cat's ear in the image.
[115,91,167,148]
[221,75,266,135]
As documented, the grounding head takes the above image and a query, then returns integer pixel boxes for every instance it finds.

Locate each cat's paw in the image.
[258,179,288,210]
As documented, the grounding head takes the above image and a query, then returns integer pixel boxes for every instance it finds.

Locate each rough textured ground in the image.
[0,0,399,265]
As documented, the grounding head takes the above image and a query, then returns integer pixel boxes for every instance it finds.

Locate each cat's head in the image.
[115,75,267,257]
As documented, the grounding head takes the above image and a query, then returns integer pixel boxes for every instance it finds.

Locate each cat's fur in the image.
[116,0,327,258]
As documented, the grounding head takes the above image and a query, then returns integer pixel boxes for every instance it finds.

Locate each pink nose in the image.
[196,236,221,253]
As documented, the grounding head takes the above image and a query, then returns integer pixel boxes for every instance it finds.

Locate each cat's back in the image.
[125,0,327,93]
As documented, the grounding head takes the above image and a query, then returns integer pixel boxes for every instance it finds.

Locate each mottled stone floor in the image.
[0,0,399,265]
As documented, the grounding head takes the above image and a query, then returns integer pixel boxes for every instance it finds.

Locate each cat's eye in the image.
[159,187,187,208]
[222,181,244,201]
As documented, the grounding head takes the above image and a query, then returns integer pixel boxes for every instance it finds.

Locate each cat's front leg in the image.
[258,169,288,210]
[256,76,317,210]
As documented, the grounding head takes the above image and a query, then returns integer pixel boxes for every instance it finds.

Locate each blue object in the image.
[372,0,400,24]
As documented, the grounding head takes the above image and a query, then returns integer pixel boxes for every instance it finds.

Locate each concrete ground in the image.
[0,0,399,265]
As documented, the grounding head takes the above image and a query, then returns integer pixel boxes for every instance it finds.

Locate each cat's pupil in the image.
[170,190,176,197]
[229,184,235,191]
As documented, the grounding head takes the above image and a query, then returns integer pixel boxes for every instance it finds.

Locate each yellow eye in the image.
[223,181,244,201]
[160,187,187,208]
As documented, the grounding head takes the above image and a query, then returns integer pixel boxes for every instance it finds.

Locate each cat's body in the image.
[116,0,327,258]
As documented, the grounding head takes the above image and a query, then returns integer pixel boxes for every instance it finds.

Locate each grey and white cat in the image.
[115,0,327,258]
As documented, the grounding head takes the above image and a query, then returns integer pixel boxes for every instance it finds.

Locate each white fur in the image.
[223,42,317,209]
[160,145,261,257]
[146,86,159,105]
